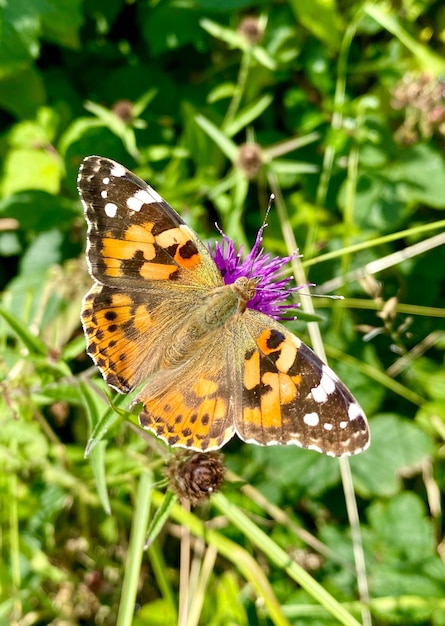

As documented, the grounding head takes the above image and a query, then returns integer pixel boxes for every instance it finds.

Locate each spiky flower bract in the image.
[210,225,304,320]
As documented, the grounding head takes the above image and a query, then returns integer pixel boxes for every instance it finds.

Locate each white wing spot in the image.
[104,202,118,218]
[110,163,126,177]
[339,421,348,429]
[348,403,363,421]
[101,190,107,199]
[323,423,333,431]
[102,176,110,185]
[310,366,337,404]
[303,412,319,427]
[127,188,159,212]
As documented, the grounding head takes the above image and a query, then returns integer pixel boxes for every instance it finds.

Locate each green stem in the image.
[116,470,153,626]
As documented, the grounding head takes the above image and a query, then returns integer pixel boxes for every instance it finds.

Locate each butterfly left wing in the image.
[79,155,224,394]
[236,310,369,457]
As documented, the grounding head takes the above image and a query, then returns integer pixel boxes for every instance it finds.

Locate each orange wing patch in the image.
[137,366,235,451]
[82,285,157,392]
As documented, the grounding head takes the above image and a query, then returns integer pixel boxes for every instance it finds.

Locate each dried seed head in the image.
[237,16,264,45]
[236,142,264,179]
[112,99,134,124]
[166,451,225,506]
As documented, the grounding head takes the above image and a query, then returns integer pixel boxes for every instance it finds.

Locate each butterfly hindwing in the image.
[137,341,238,451]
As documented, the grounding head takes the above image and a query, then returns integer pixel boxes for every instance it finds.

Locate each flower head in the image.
[166,451,225,506]
[210,224,304,320]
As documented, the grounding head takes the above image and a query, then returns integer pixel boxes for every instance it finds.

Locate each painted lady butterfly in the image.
[79,156,369,456]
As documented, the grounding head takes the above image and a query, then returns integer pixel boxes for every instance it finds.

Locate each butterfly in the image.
[79,156,369,456]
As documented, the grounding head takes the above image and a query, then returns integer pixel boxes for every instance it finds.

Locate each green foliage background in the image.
[1,1,445,625]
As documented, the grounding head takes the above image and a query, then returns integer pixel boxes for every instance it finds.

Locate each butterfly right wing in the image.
[236,310,369,457]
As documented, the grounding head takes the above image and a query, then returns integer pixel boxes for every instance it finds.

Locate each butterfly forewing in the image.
[78,156,222,291]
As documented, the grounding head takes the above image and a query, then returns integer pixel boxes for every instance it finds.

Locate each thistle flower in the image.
[210,224,304,321]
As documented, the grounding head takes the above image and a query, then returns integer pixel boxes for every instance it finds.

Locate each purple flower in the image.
[210,225,305,320]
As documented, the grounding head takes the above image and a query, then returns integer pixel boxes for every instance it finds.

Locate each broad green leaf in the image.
[0,191,78,232]
[40,0,83,49]
[0,0,40,79]
[288,0,343,50]
[350,414,434,497]
[1,150,62,196]
[0,67,45,118]
[368,492,435,561]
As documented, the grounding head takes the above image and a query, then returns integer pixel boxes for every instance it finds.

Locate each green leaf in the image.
[0,191,78,232]
[90,440,111,515]
[0,419,49,471]
[288,0,343,50]
[19,230,64,274]
[0,303,47,356]
[1,149,62,196]
[0,0,41,79]
[81,383,127,457]
[40,0,83,49]
[0,67,45,118]
[364,3,445,74]
[224,93,274,137]
[368,493,435,562]
[350,414,434,497]
[208,571,249,626]
[145,490,177,548]
[195,114,238,162]
[249,445,341,502]
[140,4,206,56]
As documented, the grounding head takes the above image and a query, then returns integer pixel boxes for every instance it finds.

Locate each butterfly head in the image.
[231,276,262,313]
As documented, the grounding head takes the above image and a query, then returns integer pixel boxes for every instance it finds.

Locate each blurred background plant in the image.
[1,1,445,625]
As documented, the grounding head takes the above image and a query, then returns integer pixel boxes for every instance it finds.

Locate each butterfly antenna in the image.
[299,292,344,300]
[247,194,275,278]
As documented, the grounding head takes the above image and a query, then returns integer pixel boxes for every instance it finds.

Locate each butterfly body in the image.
[79,156,370,456]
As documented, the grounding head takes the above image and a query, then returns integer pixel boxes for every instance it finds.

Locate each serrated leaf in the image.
[350,414,434,497]
[368,492,435,561]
